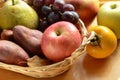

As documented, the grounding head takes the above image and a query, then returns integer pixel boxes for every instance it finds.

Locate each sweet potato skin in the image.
[1,29,14,41]
[0,40,29,66]
[13,25,43,57]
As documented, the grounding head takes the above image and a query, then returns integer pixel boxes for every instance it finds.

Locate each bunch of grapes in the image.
[32,0,79,32]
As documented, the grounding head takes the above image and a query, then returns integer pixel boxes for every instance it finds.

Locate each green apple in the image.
[0,0,39,29]
[97,2,120,39]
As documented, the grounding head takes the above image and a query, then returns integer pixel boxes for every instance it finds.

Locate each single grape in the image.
[39,20,49,32]
[52,0,65,11]
[71,11,79,23]
[47,12,61,24]
[44,0,54,5]
[41,5,52,16]
[61,11,79,24]
[61,11,73,22]
[33,0,44,8]
[63,4,75,11]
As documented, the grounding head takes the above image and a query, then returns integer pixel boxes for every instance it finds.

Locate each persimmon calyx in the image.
[90,33,101,46]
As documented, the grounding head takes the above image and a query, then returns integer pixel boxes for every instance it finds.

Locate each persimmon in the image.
[86,25,117,58]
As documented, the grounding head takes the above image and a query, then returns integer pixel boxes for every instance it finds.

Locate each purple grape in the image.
[47,12,61,24]
[39,20,49,32]
[61,11,79,24]
[63,4,75,11]
[61,11,73,22]
[71,11,79,23]
[32,0,80,31]
[33,0,44,8]
[41,5,52,16]
[52,0,65,11]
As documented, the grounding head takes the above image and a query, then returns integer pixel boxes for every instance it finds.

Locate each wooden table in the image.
[1,0,120,80]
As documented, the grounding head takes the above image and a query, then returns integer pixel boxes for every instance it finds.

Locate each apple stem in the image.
[12,0,15,5]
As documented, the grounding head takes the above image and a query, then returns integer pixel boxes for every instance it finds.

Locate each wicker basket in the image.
[0,17,96,78]
[0,0,97,78]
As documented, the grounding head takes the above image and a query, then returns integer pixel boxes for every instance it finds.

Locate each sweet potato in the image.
[1,29,14,41]
[13,25,43,57]
[0,40,29,66]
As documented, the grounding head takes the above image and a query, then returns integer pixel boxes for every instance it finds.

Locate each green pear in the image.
[0,0,39,29]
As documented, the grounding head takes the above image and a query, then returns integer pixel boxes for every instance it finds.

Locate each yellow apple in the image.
[97,2,120,39]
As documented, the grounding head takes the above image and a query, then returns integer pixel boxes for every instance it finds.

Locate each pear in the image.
[0,0,4,8]
[0,0,39,29]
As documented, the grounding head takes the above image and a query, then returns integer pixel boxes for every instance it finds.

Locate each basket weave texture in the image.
[0,6,95,78]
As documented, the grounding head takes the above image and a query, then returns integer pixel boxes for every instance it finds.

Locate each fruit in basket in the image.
[0,0,39,29]
[0,40,29,66]
[97,2,120,39]
[32,0,79,32]
[41,21,82,62]
[23,0,33,5]
[0,0,4,8]
[13,25,43,57]
[64,0,99,27]
[1,29,14,41]
[86,25,117,59]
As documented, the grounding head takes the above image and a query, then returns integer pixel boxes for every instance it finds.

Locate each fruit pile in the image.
[0,0,100,29]
[32,0,79,32]
[86,1,120,59]
[0,0,119,68]
[0,0,82,66]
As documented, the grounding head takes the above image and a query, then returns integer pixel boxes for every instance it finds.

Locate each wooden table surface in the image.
[0,0,120,80]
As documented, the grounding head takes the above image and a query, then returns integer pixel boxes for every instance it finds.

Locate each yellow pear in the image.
[0,0,39,29]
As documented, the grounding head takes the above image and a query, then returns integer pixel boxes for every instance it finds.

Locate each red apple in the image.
[64,0,99,27]
[41,21,82,62]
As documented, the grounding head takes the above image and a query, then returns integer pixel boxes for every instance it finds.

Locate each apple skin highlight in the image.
[41,21,82,62]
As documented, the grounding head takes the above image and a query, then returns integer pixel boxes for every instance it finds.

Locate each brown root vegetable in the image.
[0,40,29,66]
[13,25,43,57]
[1,29,14,41]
